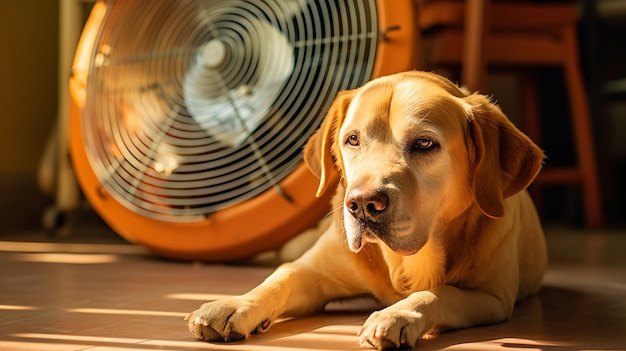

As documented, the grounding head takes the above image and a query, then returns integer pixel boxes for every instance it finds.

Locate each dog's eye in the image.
[346,134,360,147]
[413,138,438,152]
[416,138,433,149]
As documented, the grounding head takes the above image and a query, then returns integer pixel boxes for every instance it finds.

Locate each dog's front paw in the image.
[358,308,426,350]
[185,297,272,342]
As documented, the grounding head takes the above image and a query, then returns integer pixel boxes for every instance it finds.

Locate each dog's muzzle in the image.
[344,188,391,251]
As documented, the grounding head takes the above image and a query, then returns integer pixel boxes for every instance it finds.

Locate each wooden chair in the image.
[416,0,605,228]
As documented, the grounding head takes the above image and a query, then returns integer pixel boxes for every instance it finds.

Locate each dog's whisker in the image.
[362,245,373,262]
[324,206,343,218]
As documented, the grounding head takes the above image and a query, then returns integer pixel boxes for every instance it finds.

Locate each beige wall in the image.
[0,1,59,175]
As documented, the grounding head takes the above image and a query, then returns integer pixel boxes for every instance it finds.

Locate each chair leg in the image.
[520,71,545,217]
[562,26,604,228]
[461,0,490,92]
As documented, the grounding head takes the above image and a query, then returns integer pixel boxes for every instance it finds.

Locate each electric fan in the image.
[69,0,418,261]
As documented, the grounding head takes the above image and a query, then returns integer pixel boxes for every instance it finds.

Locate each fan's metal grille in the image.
[83,0,378,222]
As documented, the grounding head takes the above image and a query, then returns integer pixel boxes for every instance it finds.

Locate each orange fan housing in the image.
[69,0,418,261]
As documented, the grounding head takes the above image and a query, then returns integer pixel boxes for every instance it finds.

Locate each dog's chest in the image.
[381,241,446,296]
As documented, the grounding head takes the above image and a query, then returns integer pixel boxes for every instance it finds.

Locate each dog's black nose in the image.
[346,189,389,217]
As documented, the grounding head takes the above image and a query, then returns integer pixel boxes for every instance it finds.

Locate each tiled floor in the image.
[1,223,626,351]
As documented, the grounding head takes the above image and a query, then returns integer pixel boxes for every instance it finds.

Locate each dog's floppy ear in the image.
[465,93,544,218]
[304,90,355,198]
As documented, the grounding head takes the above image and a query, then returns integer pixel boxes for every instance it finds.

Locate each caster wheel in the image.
[42,206,72,238]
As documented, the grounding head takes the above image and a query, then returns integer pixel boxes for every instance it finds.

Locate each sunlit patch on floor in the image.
[166,293,235,301]
[0,304,40,311]
[67,308,187,318]
[0,241,146,254]
[14,252,120,264]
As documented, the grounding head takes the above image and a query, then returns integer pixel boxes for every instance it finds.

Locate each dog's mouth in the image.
[346,217,425,256]
[346,219,386,252]
[345,218,377,252]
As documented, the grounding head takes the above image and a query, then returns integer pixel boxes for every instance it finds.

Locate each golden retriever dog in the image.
[186,71,547,349]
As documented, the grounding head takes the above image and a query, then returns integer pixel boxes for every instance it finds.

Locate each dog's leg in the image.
[358,241,519,350]
[358,285,517,349]
[186,225,366,342]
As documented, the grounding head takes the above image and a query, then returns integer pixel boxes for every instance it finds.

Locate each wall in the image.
[0,1,59,175]
[0,1,59,232]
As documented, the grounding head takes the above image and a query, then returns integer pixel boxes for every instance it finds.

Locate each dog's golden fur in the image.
[186,71,547,349]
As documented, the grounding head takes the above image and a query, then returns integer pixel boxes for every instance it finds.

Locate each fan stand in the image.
[39,0,94,236]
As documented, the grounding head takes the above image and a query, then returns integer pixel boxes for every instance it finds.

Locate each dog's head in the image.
[304,71,544,255]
